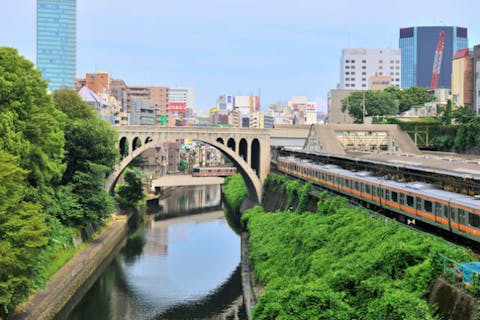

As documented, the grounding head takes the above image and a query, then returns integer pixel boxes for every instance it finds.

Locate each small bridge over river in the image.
[106,126,271,203]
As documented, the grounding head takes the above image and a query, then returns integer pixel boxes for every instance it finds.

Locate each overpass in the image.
[107,126,271,203]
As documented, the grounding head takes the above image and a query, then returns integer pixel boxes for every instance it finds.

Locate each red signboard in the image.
[167,102,186,114]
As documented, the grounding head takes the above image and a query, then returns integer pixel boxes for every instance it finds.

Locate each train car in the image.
[192,166,237,177]
[277,156,480,243]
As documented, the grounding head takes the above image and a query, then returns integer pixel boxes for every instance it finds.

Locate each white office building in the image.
[168,87,195,109]
[340,48,401,89]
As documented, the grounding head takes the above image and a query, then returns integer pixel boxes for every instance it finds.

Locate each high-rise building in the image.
[473,45,480,115]
[399,26,468,89]
[451,49,473,108]
[340,48,401,89]
[37,0,76,92]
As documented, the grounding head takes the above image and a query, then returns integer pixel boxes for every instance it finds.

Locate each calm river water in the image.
[66,185,246,320]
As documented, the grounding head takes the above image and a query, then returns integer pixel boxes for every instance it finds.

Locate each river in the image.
[66,184,246,319]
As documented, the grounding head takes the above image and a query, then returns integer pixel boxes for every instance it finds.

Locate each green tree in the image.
[341,91,397,123]
[0,151,49,318]
[52,89,118,227]
[397,86,435,113]
[116,167,146,208]
[0,47,66,205]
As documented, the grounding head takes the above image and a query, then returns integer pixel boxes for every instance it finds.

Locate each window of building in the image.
[351,72,355,75]
[345,60,350,63]
[345,84,350,87]
[345,66,350,69]
[396,66,399,69]
[396,60,400,63]
[362,84,367,87]
[345,71,350,75]
[390,60,394,63]
[362,60,366,63]
[390,66,394,70]
[379,72,383,75]
[362,78,366,81]
[379,66,383,69]
[362,66,366,69]
[351,84,355,87]
[379,60,383,63]
[390,72,394,76]
[362,72,366,75]
[345,77,349,81]
[351,60,355,63]
[351,66,355,69]
[351,78,355,81]
[395,78,400,81]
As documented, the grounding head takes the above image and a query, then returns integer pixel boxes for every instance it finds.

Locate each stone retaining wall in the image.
[13,219,128,320]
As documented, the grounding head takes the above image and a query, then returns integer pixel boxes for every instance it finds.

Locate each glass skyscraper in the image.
[37,0,76,92]
[399,26,468,89]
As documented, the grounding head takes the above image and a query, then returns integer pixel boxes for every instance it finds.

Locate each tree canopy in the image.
[341,90,397,123]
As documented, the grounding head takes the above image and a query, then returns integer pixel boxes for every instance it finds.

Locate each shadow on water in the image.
[153,264,247,320]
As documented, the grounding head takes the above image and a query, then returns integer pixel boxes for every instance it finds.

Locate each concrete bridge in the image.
[107,126,271,203]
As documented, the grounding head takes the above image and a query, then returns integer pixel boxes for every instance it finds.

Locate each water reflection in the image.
[67,185,245,320]
[158,184,221,215]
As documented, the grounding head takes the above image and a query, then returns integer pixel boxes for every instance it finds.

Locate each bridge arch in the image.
[227,138,236,151]
[239,138,248,163]
[107,134,263,203]
[251,138,260,176]
[132,136,142,151]
[119,137,129,157]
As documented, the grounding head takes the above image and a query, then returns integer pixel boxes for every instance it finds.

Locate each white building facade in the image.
[340,48,402,90]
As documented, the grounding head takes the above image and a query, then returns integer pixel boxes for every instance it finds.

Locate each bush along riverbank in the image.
[226,173,478,320]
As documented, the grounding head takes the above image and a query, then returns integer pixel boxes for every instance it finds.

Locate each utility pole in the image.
[362,91,366,124]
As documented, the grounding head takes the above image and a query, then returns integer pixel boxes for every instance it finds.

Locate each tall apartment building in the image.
[451,49,473,108]
[37,0,77,92]
[399,26,468,89]
[339,48,401,90]
[474,45,480,115]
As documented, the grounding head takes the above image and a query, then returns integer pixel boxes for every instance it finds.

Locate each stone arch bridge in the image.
[106,126,271,203]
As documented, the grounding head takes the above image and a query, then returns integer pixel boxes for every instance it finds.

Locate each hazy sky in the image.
[1,0,479,113]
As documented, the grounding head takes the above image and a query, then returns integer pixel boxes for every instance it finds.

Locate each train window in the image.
[424,200,433,213]
[458,210,466,225]
[345,180,350,188]
[416,197,422,210]
[399,193,405,204]
[469,213,480,228]
[365,184,371,194]
[443,206,448,218]
[406,195,414,207]
[391,191,398,202]
[435,203,442,217]
[355,181,360,190]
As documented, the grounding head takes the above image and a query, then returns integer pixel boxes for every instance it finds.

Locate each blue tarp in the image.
[458,262,480,283]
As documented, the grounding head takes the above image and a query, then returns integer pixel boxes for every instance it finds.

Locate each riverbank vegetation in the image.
[0,47,119,318]
[224,173,475,319]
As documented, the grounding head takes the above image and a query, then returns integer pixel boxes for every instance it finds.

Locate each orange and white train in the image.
[277,156,480,243]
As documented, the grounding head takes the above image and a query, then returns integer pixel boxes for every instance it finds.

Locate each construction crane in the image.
[430,31,445,89]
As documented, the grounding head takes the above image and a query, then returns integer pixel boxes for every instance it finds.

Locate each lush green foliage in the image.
[0,151,49,317]
[341,90,397,123]
[223,174,248,214]
[52,89,117,228]
[0,48,119,317]
[242,177,474,320]
[342,86,435,123]
[116,167,146,208]
[384,86,435,113]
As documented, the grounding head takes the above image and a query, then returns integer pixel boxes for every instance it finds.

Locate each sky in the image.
[1,0,480,113]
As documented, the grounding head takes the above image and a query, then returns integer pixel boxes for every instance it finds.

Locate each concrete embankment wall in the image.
[13,219,128,320]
